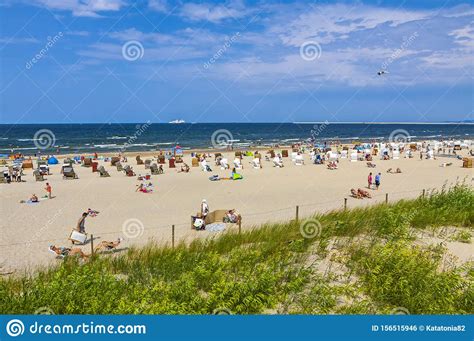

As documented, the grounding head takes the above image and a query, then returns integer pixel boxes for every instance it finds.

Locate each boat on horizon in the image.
[169,119,185,124]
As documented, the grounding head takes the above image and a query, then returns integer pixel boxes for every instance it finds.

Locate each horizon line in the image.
[0,121,473,125]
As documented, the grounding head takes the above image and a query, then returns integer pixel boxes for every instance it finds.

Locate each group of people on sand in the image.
[21,182,52,203]
[49,208,123,261]
[367,172,381,190]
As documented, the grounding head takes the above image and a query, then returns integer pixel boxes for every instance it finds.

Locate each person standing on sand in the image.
[420,151,423,160]
[375,173,381,190]
[200,199,209,219]
[368,172,373,189]
[45,182,52,199]
[76,212,88,233]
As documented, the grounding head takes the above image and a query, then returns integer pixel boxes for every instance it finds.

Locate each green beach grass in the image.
[1,185,473,315]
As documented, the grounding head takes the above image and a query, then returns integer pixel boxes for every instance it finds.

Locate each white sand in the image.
[0,150,472,273]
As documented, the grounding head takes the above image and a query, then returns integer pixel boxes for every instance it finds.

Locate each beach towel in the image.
[206,223,226,232]
[232,173,243,180]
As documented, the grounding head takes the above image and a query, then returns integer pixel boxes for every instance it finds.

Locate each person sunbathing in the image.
[357,188,372,198]
[386,168,393,173]
[94,238,123,252]
[30,194,38,202]
[49,245,89,260]
[179,163,190,173]
[350,188,362,199]
[367,162,376,168]
[396,168,402,173]
[225,209,241,223]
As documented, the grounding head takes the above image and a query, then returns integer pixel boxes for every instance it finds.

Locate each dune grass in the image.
[1,185,472,315]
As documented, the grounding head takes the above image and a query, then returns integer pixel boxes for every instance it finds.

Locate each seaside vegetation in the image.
[1,185,473,315]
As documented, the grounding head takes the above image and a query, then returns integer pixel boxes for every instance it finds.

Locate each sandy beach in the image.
[0,148,472,273]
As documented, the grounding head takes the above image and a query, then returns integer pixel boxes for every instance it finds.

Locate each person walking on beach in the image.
[45,182,52,199]
[76,212,88,234]
[200,199,209,220]
[375,173,381,190]
[368,172,373,189]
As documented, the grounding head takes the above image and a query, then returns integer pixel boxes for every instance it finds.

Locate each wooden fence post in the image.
[385,193,389,204]
[90,234,94,256]
[238,218,242,234]
[295,205,299,222]
[422,189,426,198]
[172,225,175,249]
[344,198,347,210]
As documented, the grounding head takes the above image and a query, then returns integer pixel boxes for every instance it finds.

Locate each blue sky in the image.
[0,0,473,123]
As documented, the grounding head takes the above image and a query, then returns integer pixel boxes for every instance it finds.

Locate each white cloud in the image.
[34,0,125,17]
[149,0,168,13]
[179,1,248,23]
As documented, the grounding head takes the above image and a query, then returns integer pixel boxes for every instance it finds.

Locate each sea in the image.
[0,123,472,155]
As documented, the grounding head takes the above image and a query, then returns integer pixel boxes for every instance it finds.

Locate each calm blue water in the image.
[0,123,472,155]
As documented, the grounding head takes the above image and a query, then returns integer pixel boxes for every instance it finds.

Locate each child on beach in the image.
[45,182,52,199]
[368,172,373,189]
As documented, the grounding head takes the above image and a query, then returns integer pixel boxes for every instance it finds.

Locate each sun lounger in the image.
[82,158,92,167]
[98,166,110,177]
[252,158,261,169]
[158,155,165,164]
[116,162,123,171]
[175,155,183,163]
[123,165,135,176]
[33,170,45,181]
[234,158,243,169]
[294,154,304,165]
[111,157,120,166]
[192,157,199,167]
[136,155,144,165]
[63,166,78,180]
[281,150,288,157]
[144,159,152,169]
[150,163,159,175]
[350,152,358,162]
[220,158,229,169]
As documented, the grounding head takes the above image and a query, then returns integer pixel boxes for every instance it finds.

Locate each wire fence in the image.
[0,187,430,252]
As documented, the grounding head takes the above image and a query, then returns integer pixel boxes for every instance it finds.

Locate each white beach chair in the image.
[200,160,208,171]
[233,158,242,169]
[350,152,358,162]
[273,156,283,168]
[392,150,400,159]
[294,154,304,166]
[252,158,261,169]
[340,150,348,159]
[291,152,298,162]
[220,158,229,170]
